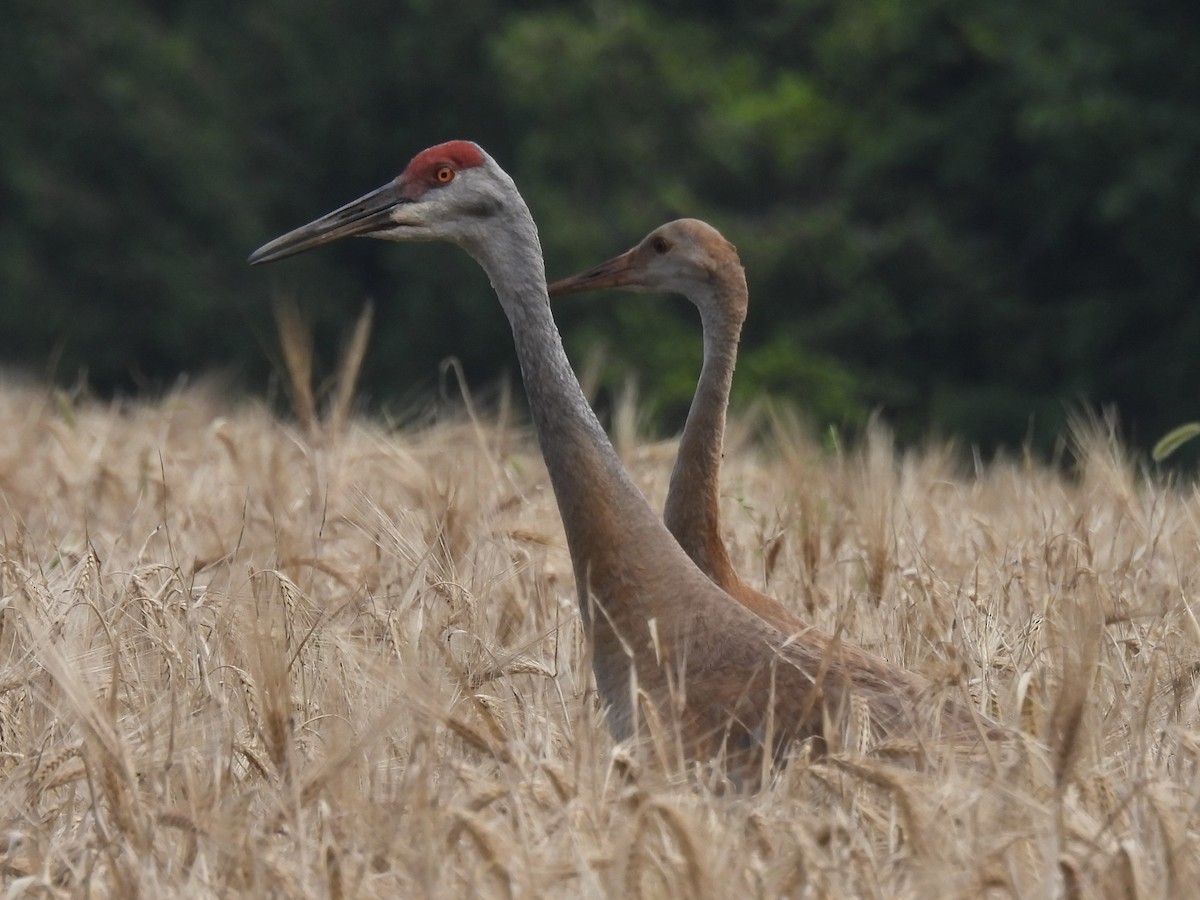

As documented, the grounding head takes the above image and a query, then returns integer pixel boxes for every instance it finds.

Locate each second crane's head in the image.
[248,141,517,265]
[548,219,748,323]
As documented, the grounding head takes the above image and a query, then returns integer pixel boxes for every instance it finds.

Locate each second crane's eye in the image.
[435,165,455,184]
[652,237,670,254]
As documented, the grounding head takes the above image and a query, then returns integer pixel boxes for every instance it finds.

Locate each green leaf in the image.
[1152,423,1200,462]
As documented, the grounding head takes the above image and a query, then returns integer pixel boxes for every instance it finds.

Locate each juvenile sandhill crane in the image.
[548,219,798,633]
[250,142,990,787]
[547,220,1004,755]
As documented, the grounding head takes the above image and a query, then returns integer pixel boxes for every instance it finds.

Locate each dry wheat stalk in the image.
[0,383,1196,894]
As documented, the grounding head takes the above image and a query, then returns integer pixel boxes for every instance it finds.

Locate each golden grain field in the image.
[1,378,1197,897]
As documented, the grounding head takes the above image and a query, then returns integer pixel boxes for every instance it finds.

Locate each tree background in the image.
[3,0,1198,453]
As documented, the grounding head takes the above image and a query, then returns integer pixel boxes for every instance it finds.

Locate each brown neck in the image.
[663,277,745,595]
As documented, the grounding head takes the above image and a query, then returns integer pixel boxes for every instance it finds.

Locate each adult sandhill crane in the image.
[250,142,990,787]
[548,219,798,633]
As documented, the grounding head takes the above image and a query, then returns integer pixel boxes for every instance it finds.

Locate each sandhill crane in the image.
[250,142,993,787]
[547,219,1005,751]
[548,219,799,633]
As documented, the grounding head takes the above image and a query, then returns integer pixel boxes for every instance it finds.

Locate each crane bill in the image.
[248,180,408,265]
[546,248,641,298]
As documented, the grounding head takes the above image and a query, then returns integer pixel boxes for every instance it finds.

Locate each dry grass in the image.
[1,379,1198,897]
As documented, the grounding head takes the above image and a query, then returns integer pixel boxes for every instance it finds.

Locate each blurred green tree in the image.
[2,0,1197,452]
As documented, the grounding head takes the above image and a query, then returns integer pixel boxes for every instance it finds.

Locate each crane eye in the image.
[435,166,455,184]
[651,237,670,254]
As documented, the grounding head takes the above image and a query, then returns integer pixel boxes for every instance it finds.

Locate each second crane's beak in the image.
[547,248,642,298]
[248,179,411,265]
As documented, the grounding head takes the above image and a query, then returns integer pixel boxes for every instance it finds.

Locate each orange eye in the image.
[435,166,455,184]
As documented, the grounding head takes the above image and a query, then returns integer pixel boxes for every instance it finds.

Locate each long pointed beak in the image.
[547,248,642,298]
[248,179,409,265]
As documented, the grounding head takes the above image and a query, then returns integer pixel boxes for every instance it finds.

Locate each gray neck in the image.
[461,195,671,628]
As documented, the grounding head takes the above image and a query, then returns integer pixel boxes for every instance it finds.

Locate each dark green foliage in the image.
[2,0,1197,451]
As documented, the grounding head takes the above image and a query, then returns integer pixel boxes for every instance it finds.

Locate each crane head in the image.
[547,219,744,303]
[248,141,508,265]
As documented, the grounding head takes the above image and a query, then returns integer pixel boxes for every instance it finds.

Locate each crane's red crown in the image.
[400,141,486,199]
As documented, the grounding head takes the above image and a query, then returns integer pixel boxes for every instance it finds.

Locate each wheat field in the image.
[0,377,1197,897]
